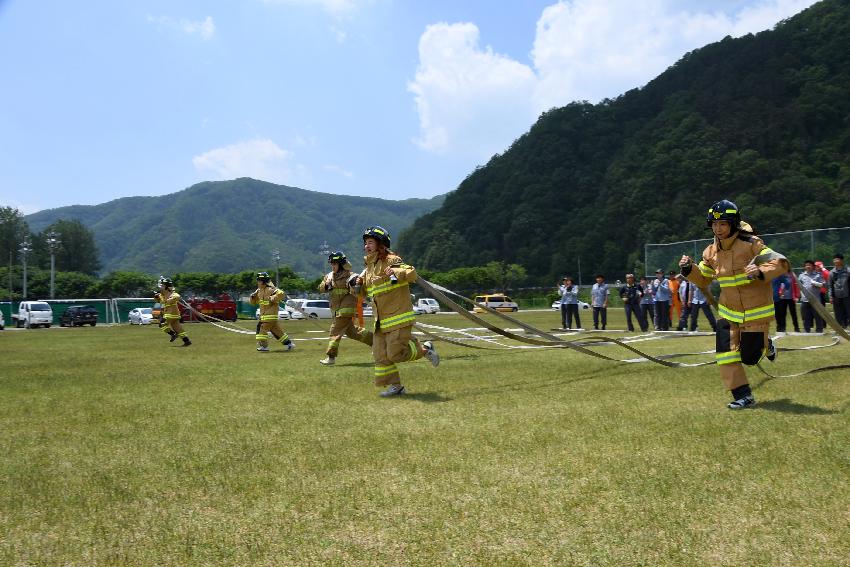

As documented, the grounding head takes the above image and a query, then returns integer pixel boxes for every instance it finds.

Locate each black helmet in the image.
[363,226,391,248]
[706,200,740,228]
[257,271,271,282]
[328,251,347,264]
[159,276,173,287]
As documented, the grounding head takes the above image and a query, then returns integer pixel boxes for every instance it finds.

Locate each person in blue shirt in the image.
[639,276,655,331]
[558,276,581,330]
[591,274,609,330]
[772,271,794,333]
[689,285,717,332]
[651,268,672,331]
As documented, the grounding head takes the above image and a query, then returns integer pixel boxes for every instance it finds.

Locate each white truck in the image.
[415,298,440,314]
[12,301,54,328]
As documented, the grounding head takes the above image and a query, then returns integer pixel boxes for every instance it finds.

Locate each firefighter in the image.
[679,200,788,409]
[154,277,191,346]
[318,251,373,365]
[249,272,294,352]
[353,226,439,396]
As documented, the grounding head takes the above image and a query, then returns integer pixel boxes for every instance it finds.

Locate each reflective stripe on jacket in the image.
[686,232,788,330]
[249,285,285,320]
[318,269,358,316]
[362,251,417,332]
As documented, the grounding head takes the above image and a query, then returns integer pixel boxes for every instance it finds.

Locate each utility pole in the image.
[272,249,280,286]
[19,236,31,300]
[46,230,61,299]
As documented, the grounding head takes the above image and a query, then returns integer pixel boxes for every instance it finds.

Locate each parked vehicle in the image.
[254,307,291,320]
[287,299,332,319]
[552,300,590,310]
[128,307,154,325]
[415,298,440,314]
[59,305,98,327]
[181,294,238,322]
[12,301,54,328]
[0,310,4,330]
[473,294,518,313]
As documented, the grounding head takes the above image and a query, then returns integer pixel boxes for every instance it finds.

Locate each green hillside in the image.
[399,0,850,280]
[26,178,443,276]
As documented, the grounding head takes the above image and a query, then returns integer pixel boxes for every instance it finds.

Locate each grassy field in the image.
[1,309,849,566]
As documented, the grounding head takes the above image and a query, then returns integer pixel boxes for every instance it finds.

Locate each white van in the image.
[415,298,440,314]
[13,301,54,328]
[473,294,519,313]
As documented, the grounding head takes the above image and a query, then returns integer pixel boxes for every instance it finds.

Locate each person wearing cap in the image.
[619,273,647,332]
[353,226,439,397]
[668,269,682,324]
[249,272,294,352]
[679,199,789,409]
[650,268,671,331]
[318,251,373,366]
[154,277,191,347]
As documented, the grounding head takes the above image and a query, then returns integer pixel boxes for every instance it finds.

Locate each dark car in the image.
[60,305,99,327]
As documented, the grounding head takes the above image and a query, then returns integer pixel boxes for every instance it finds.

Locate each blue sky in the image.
[0,0,817,214]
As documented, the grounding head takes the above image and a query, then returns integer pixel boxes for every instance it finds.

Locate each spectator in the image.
[815,261,830,306]
[799,260,825,333]
[668,270,681,324]
[772,271,794,334]
[689,285,717,332]
[558,276,581,330]
[788,269,802,332]
[830,253,850,328]
[675,275,693,331]
[619,273,647,332]
[591,274,609,330]
[639,276,655,331]
[651,268,671,331]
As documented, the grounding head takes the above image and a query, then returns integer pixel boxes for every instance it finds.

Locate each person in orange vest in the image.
[318,251,373,366]
[679,200,788,409]
[249,272,294,352]
[154,277,191,346]
[353,226,439,397]
[668,270,681,323]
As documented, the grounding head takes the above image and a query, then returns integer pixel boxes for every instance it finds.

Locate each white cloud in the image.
[147,15,216,40]
[323,164,355,178]
[261,0,361,19]
[193,139,297,183]
[409,0,818,158]
[408,22,537,156]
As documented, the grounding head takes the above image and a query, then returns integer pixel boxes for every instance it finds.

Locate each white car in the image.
[552,300,590,310]
[297,299,332,319]
[0,309,4,330]
[254,307,291,320]
[128,307,154,325]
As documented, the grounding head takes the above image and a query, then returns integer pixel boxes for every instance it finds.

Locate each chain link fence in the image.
[646,226,850,275]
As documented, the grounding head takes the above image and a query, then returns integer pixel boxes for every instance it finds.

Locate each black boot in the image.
[181,337,192,347]
[169,331,178,342]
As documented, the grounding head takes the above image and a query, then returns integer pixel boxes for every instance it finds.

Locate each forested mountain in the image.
[399,0,850,282]
[26,178,443,276]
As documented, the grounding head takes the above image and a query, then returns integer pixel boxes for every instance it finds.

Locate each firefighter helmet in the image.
[706,199,741,228]
[362,226,391,248]
[328,251,347,264]
[159,276,173,287]
[256,271,271,282]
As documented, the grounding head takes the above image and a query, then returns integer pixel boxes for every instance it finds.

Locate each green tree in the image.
[43,219,101,275]
[95,271,156,297]
[0,207,29,265]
